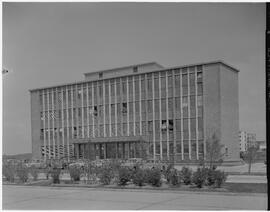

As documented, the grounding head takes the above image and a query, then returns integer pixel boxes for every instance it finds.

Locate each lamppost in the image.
[2,68,9,75]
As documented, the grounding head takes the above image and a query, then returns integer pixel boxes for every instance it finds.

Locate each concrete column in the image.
[75,144,79,159]
[127,143,130,158]
[99,144,102,159]
[122,143,125,159]
[116,143,118,159]
[104,143,107,159]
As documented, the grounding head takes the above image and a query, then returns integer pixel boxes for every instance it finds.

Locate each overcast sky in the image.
[3,2,265,155]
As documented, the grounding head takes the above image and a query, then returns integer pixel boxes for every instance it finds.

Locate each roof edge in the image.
[29,60,239,92]
[83,61,164,76]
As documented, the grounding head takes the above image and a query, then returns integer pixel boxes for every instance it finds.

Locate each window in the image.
[93,106,98,116]
[197,95,203,106]
[148,121,153,132]
[225,147,228,156]
[197,65,203,72]
[182,97,188,107]
[148,100,152,113]
[99,73,103,79]
[168,120,174,131]
[133,66,138,73]
[40,129,44,140]
[176,143,182,153]
[175,119,181,131]
[161,120,167,131]
[122,103,127,113]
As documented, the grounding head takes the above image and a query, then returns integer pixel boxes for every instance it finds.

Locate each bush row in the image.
[3,162,41,183]
[3,161,227,188]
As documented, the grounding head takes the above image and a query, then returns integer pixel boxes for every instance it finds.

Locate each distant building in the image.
[247,133,256,148]
[30,61,240,163]
[256,140,266,151]
[239,131,257,152]
[239,131,248,152]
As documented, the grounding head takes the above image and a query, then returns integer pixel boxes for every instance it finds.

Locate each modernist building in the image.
[30,61,240,162]
[239,131,248,152]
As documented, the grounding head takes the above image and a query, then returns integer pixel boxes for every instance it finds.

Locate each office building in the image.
[30,61,240,163]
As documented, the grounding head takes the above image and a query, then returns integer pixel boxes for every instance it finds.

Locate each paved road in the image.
[3,185,267,210]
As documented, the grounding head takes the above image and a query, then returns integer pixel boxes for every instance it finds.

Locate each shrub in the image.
[118,167,132,186]
[167,168,181,186]
[205,168,216,186]
[180,167,193,185]
[84,162,99,183]
[214,170,227,188]
[147,168,162,187]
[133,169,146,186]
[192,168,207,188]
[164,163,174,183]
[16,164,29,183]
[69,165,82,181]
[29,166,39,181]
[3,163,16,182]
[98,165,114,185]
[50,168,61,184]
[109,160,122,175]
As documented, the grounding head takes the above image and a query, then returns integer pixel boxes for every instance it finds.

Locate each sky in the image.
[2,2,266,155]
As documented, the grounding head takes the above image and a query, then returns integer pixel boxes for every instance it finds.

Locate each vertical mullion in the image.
[115,79,117,136]
[172,70,176,162]
[43,90,46,161]
[188,68,191,159]
[66,86,69,159]
[166,72,169,158]
[96,81,100,137]
[52,89,55,159]
[109,80,111,137]
[195,67,199,160]
[133,76,136,135]
[87,83,90,138]
[81,85,84,139]
[47,90,50,159]
[159,72,162,160]
[103,81,106,137]
[139,75,142,135]
[71,88,74,140]
[127,78,129,136]
[120,78,123,136]
[145,74,150,159]
[180,73,184,160]
[61,87,65,158]
[92,83,95,138]
[152,73,156,160]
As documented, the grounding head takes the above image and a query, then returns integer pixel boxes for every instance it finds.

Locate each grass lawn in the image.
[224,183,267,193]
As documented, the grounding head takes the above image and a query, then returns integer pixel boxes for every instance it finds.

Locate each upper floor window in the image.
[133,66,138,73]
[99,73,103,79]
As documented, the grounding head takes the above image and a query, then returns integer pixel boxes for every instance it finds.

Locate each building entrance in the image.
[74,140,148,160]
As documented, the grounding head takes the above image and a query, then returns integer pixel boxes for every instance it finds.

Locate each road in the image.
[3,185,267,210]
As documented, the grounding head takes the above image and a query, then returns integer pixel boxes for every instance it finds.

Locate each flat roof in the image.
[83,61,164,76]
[29,60,239,92]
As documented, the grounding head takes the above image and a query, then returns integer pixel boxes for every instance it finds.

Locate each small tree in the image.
[205,133,224,169]
[243,146,258,174]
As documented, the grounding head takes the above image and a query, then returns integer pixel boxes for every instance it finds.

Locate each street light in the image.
[2,68,9,74]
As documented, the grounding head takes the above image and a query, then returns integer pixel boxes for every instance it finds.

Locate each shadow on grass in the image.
[224,183,267,193]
